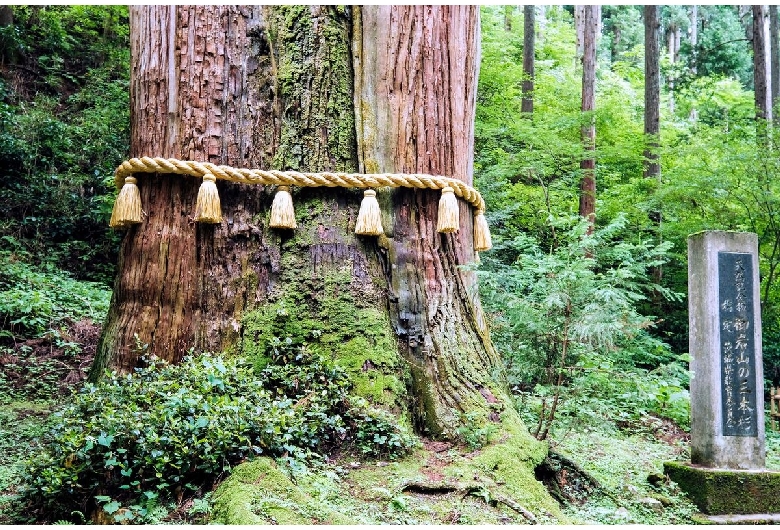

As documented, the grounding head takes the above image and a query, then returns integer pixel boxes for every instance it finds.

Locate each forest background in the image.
[0,4,778,524]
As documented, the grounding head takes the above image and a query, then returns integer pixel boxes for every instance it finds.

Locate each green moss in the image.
[239,267,409,413]
[271,6,356,172]
[446,411,563,519]
[664,461,780,515]
[212,457,355,524]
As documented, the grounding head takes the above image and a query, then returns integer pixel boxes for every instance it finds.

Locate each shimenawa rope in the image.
[109,156,492,252]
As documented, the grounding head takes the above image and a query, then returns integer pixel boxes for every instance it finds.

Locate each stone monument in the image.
[688,230,764,468]
[665,231,780,520]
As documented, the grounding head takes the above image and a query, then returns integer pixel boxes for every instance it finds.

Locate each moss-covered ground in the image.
[213,438,565,525]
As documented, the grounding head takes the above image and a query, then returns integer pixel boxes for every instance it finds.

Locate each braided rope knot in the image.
[110,157,492,252]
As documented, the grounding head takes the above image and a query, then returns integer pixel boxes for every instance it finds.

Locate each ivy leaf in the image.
[103,501,121,514]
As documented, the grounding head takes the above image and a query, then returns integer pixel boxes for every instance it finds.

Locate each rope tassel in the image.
[355,189,383,235]
[195,173,222,223]
[109,176,142,229]
[473,210,492,251]
[110,158,493,252]
[269,185,297,229]
[437,186,459,233]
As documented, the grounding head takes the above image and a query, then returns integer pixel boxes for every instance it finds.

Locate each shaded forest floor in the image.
[0,321,764,524]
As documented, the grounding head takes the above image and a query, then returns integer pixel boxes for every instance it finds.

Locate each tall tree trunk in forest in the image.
[667,20,680,113]
[771,5,779,124]
[0,6,11,28]
[503,5,514,32]
[690,5,698,74]
[521,5,535,116]
[578,5,597,232]
[754,5,771,134]
[574,5,585,65]
[644,5,661,180]
[93,5,514,441]
[0,6,14,65]
[644,5,662,285]
[689,5,699,121]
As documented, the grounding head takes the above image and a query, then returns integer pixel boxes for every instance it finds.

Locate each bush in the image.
[477,214,686,438]
[19,345,415,522]
[0,251,111,337]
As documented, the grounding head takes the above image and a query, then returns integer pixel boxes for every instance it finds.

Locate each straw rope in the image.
[114,157,486,213]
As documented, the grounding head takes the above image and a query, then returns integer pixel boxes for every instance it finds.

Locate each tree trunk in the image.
[771,5,779,124]
[0,5,14,65]
[94,5,506,440]
[644,5,661,180]
[754,5,771,129]
[0,5,12,27]
[667,21,680,114]
[578,5,597,231]
[521,5,535,116]
[574,5,585,65]
[689,6,699,121]
[503,5,514,32]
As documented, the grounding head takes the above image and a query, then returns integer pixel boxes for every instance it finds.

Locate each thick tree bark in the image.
[356,6,499,435]
[94,5,503,438]
[521,5,535,116]
[644,5,661,180]
[578,5,597,231]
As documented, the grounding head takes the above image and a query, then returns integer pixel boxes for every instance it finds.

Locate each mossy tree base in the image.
[664,461,780,515]
[213,428,566,525]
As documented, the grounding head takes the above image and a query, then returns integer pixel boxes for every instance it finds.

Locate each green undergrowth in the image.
[552,420,699,524]
[0,252,111,339]
[14,344,416,524]
[0,402,53,524]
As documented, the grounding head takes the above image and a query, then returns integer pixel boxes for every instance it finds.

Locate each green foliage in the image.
[600,6,643,65]
[456,411,498,450]
[0,5,129,283]
[18,345,415,523]
[679,5,752,89]
[0,252,110,338]
[557,428,698,524]
[478,214,685,436]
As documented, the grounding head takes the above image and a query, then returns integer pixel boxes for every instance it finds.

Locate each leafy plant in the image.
[17,344,415,522]
[0,252,111,338]
[456,411,498,450]
[478,214,680,439]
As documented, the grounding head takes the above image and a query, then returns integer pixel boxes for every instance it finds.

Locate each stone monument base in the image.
[665,461,780,515]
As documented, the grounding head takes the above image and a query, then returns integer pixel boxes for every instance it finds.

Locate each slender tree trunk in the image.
[771,5,779,124]
[690,5,698,74]
[521,5,535,116]
[578,5,597,231]
[667,22,680,113]
[574,5,585,65]
[644,5,662,285]
[754,5,771,131]
[644,5,661,179]
[0,6,14,65]
[94,5,506,439]
[689,5,699,121]
[503,5,514,32]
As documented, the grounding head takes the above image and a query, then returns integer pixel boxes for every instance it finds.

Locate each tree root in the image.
[402,481,537,524]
